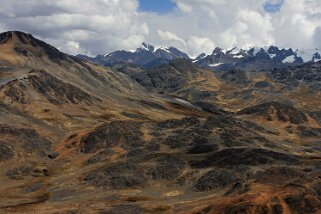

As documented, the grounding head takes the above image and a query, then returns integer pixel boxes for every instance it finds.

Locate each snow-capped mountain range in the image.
[76,44,321,71]
[77,43,189,68]
[195,46,321,71]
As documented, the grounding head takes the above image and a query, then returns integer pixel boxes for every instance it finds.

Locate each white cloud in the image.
[176,2,193,13]
[0,0,147,55]
[314,27,321,49]
[187,36,215,56]
[219,9,274,48]
[0,0,320,56]
[157,30,186,45]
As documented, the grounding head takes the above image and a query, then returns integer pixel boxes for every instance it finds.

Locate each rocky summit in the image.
[78,44,321,72]
[1,31,321,214]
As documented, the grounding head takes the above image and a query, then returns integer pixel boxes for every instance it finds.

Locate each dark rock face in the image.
[84,162,146,189]
[203,115,272,147]
[100,204,142,214]
[270,62,321,90]
[145,155,186,180]
[48,152,59,159]
[86,150,116,165]
[1,70,99,105]
[309,111,321,124]
[23,183,45,193]
[6,166,33,179]
[272,204,283,214]
[29,70,97,105]
[238,102,308,124]
[0,31,12,44]
[85,154,186,189]
[2,80,27,104]
[156,116,200,129]
[284,194,321,213]
[0,124,52,156]
[255,167,304,184]
[191,148,299,168]
[80,121,144,153]
[297,126,321,137]
[187,144,218,154]
[220,70,251,85]
[121,112,148,120]
[132,59,197,92]
[254,81,271,88]
[0,142,14,161]
[194,169,238,192]
[138,100,167,110]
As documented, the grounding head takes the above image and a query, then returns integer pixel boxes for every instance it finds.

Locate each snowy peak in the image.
[76,44,320,70]
[195,46,321,71]
[79,43,190,68]
[137,42,155,52]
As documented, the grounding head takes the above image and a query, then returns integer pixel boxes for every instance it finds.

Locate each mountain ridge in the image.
[76,42,321,71]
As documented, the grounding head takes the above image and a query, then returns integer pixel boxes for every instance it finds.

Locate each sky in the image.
[0,0,320,57]
[139,0,176,13]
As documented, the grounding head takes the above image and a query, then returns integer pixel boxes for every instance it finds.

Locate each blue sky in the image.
[139,0,176,13]
[264,0,284,12]
[139,0,284,13]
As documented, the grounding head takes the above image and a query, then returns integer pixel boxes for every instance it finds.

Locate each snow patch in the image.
[209,63,223,67]
[269,53,276,59]
[282,55,296,63]
[233,54,243,58]
[156,47,171,53]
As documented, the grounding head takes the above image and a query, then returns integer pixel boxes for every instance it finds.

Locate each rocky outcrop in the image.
[1,70,99,105]
[194,169,240,192]
[29,70,98,105]
[191,148,300,168]
[0,124,52,156]
[2,80,27,104]
[132,59,197,92]
[84,162,146,189]
[0,142,14,161]
[238,102,308,124]
[80,121,144,153]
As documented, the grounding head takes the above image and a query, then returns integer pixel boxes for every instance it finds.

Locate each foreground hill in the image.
[1,31,321,214]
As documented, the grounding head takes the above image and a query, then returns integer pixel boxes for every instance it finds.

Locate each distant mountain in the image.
[77,44,320,71]
[76,43,190,68]
[195,46,321,71]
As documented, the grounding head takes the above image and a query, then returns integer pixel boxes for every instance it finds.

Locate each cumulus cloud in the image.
[157,30,186,45]
[219,9,274,48]
[0,0,148,55]
[187,36,215,57]
[0,0,320,56]
[314,27,321,49]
